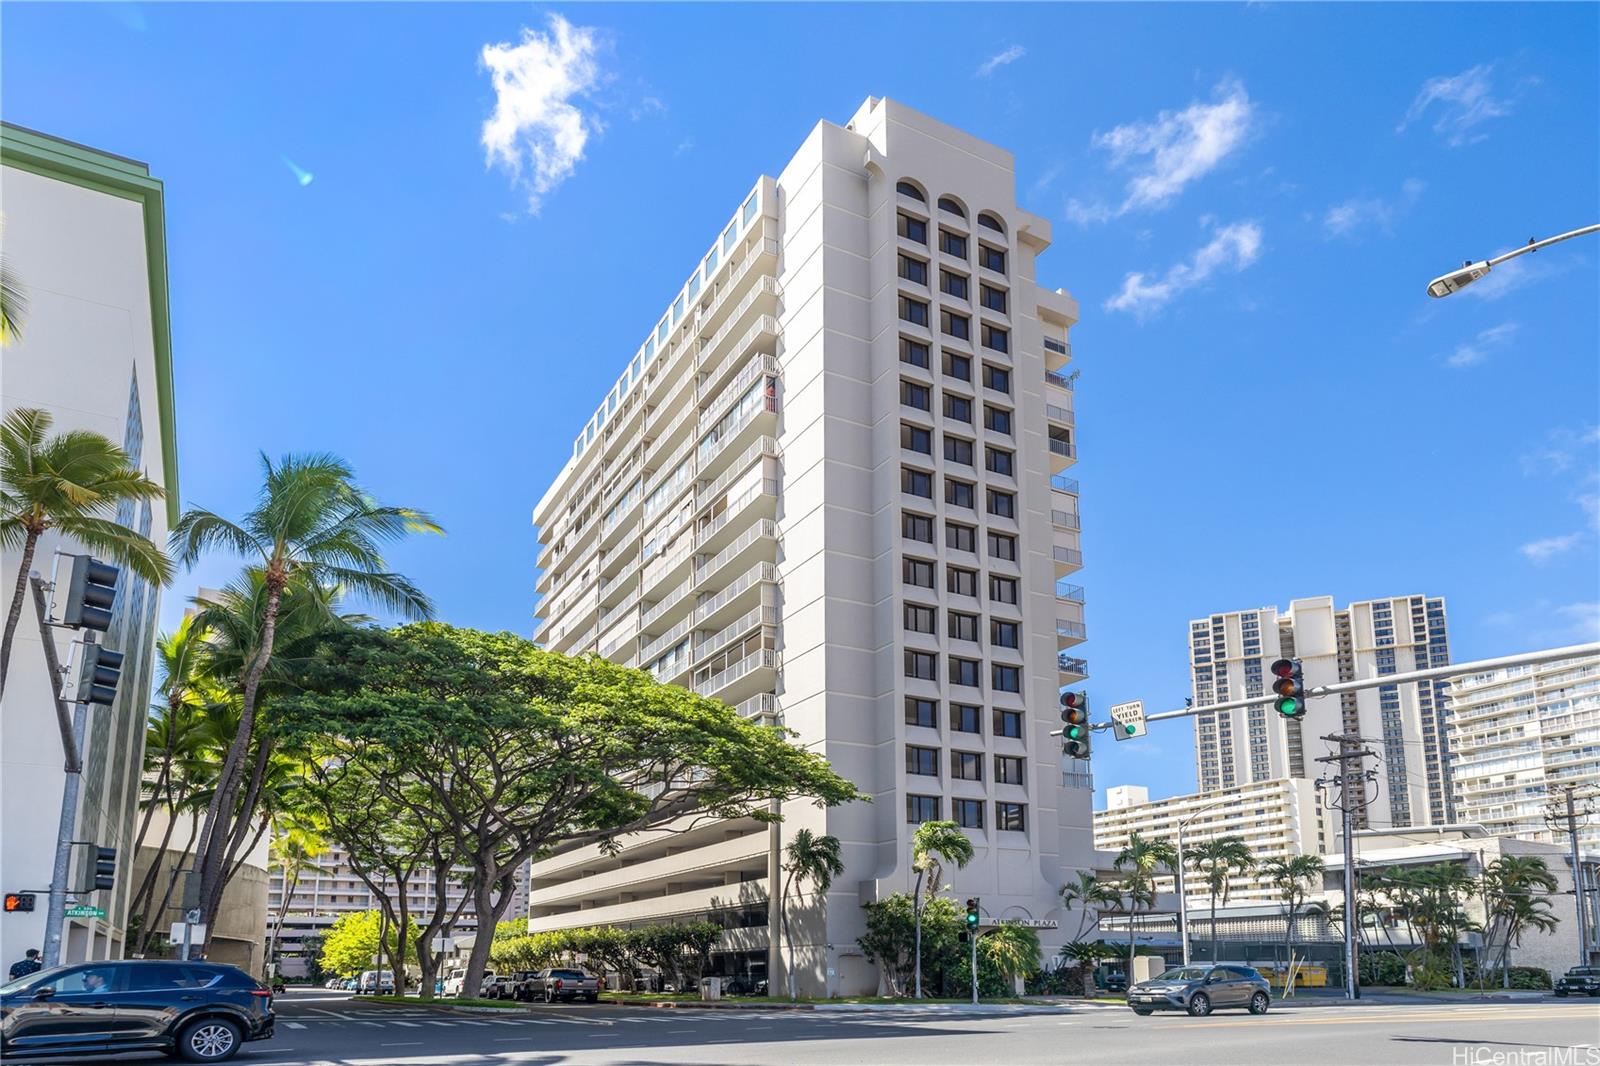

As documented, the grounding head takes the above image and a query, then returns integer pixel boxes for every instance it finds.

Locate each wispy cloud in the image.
[1398,63,1512,147]
[1457,247,1576,302]
[1516,424,1600,565]
[976,45,1026,78]
[1323,178,1425,239]
[1486,600,1600,644]
[1520,532,1583,563]
[1105,220,1263,318]
[1070,79,1254,224]
[673,137,695,158]
[480,14,604,215]
[1442,321,1518,369]
[1521,425,1600,476]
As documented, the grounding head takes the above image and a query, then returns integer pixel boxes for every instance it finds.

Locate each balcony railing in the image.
[1044,337,1069,356]
[1057,621,1088,640]
[1051,474,1080,495]
[1045,403,1074,426]
[697,436,779,509]
[694,649,778,697]
[698,352,779,436]
[637,614,695,666]
[694,604,777,662]
[1050,509,1080,530]
[694,519,778,586]
[695,561,778,623]
[1059,654,1090,677]
[695,479,780,549]
[1048,438,1077,459]
[734,692,778,721]
[1055,581,1085,602]
[1044,369,1074,391]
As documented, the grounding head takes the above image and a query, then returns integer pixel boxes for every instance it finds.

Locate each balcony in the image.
[1051,474,1079,496]
[527,831,770,909]
[1045,402,1075,427]
[695,478,780,557]
[694,648,778,701]
[693,519,778,590]
[1044,368,1074,391]
[694,604,777,663]
[1057,619,1087,648]
[1055,581,1085,603]
[528,878,768,933]
[1053,544,1084,576]
[1059,654,1090,680]
[1050,508,1080,530]
[695,561,778,630]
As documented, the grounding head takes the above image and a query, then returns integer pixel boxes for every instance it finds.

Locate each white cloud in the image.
[1398,64,1512,147]
[1442,320,1518,369]
[480,14,603,215]
[1323,178,1425,239]
[1064,199,1112,226]
[1520,532,1583,563]
[1105,221,1263,317]
[976,45,1025,78]
[1087,79,1254,217]
[1521,425,1600,476]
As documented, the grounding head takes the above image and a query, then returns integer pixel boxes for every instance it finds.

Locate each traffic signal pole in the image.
[42,700,87,969]
[1315,734,1377,1001]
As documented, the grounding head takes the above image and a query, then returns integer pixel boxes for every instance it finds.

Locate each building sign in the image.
[996,919,1058,929]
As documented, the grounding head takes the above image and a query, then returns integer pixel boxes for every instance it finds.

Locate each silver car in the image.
[1128,964,1272,1017]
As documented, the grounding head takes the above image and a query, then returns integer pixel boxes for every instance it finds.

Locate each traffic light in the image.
[1060,690,1091,759]
[61,556,120,632]
[4,892,35,913]
[77,645,125,707]
[1271,658,1307,719]
[92,847,117,892]
[965,898,980,931]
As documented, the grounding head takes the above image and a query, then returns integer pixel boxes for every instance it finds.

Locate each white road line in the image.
[423,1019,456,1026]
[391,1021,422,1027]
[454,1019,491,1026]
[380,1042,424,1047]
[668,1029,695,1033]
[284,1021,307,1029]
[358,1021,383,1027]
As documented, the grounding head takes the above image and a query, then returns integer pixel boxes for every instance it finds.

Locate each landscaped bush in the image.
[1464,961,1552,990]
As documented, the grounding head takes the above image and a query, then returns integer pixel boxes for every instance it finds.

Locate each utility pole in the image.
[1316,733,1378,1001]
[1544,784,1596,968]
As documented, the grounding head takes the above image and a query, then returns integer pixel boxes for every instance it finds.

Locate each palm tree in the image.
[780,829,844,1000]
[267,821,326,977]
[169,452,440,938]
[1187,836,1255,963]
[1113,831,1177,975]
[1259,854,1325,986]
[981,922,1042,990]
[0,407,171,697]
[910,820,974,998]
[1060,870,1119,941]
[1,247,26,346]
[1479,856,1558,988]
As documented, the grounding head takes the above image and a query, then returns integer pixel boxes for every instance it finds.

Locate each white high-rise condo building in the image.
[1446,653,1600,857]
[530,97,1094,995]
[1189,595,1453,848]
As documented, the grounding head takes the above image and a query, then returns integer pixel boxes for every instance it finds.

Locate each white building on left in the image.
[0,123,180,965]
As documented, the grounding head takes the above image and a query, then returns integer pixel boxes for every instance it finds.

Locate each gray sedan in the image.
[1128,964,1272,1017]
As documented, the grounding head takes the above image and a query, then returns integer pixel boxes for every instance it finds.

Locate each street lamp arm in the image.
[1427,223,1599,297]
[1486,223,1600,267]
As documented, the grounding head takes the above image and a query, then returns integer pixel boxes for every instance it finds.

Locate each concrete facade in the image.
[528,98,1095,995]
[0,124,178,967]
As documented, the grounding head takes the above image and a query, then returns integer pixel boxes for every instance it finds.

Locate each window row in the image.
[903,604,1020,647]
[898,297,1010,353]
[906,795,1027,831]
[898,256,1010,315]
[905,745,1026,785]
[898,381,1014,434]
[898,339,1013,392]
[894,183,1005,232]
[899,424,1015,474]
[902,700,1026,739]
[902,559,1020,604]
[900,468,1017,517]
[897,213,1009,275]
[900,513,1018,558]
[903,651,1024,691]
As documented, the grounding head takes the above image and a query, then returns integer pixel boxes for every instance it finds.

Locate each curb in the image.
[606,1000,815,1011]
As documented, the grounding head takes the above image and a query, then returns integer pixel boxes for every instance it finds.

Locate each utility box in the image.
[1132,956,1163,985]
[699,977,722,1001]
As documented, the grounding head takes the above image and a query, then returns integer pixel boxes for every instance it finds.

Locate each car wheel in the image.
[1131,1007,1153,1016]
[1588,990,1599,999]
[178,1017,243,1062]
[1249,992,1269,1015]
[1187,993,1211,1017]
[545,989,556,1004]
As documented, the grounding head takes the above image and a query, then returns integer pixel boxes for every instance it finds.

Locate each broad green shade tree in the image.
[169,451,440,943]
[780,829,845,999]
[1187,835,1256,963]
[319,909,419,980]
[0,407,171,698]
[909,820,974,998]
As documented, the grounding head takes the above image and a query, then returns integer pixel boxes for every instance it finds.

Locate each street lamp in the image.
[1426,223,1599,297]
[1174,796,1232,967]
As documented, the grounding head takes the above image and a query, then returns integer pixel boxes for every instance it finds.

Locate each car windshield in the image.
[0,965,62,997]
[1155,967,1211,982]
[1568,968,1600,976]
[549,970,586,979]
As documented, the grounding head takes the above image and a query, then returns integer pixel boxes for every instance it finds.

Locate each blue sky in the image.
[4,3,1596,807]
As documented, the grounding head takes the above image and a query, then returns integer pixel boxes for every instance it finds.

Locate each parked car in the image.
[342,978,357,991]
[523,968,600,1003]
[442,968,497,998]
[0,959,274,1062]
[482,973,524,1000]
[721,975,769,996]
[1101,971,1127,992]
[1554,966,1600,997]
[1128,964,1271,1017]
[355,970,395,995]
[324,978,344,989]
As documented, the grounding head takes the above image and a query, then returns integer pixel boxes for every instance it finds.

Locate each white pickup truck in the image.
[521,968,601,1003]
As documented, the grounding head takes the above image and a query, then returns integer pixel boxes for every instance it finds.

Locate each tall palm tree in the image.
[1260,854,1325,985]
[267,820,326,977]
[1480,856,1559,988]
[1187,836,1255,962]
[1,247,26,346]
[1060,870,1119,941]
[169,452,440,937]
[910,820,974,998]
[0,407,171,697]
[1113,831,1177,975]
[780,829,844,999]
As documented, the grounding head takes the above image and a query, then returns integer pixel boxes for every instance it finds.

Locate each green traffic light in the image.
[1066,725,1082,738]
[1275,697,1302,717]
[1124,724,1137,735]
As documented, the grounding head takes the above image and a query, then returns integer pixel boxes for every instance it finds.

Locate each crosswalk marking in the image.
[284,1021,306,1029]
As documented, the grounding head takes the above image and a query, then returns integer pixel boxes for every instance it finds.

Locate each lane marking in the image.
[380,1042,423,1047]
[391,1021,421,1027]
[284,1021,307,1029]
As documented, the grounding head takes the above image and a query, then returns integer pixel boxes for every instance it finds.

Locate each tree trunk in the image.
[0,528,40,701]
[141,815,201,955]
[781,868,797,1000]
[128,784,182,931]
[461,870,517,1000]
[1210,895,1219,964]
[912,869,925,999]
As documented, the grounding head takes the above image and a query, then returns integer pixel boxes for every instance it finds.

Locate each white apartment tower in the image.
[1190,595,1453,846]
[529,98,1094,995]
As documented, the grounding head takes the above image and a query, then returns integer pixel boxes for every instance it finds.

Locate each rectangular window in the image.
[904,649,937,680]
[946,567,978,597]
[948,610,980,641]
[987,489,1016,519]
[901,380,931,411]
[949,656,981,688]
[943,351,972,381]
[905,697,938,729]
[996,802,1026,832]
[940,229,968,258]
[989,575,1019,604]
[955,798,984,829]
[906,745,939,777]
[898,254,928,285]
[951,750,983,781]
[943,394,973,423]
[902,467,933,498]
[994,709,1023,738]
[943,435,974,465]
[985,405,1013,435]
[980,245,1007,273]
[942,310,971,341]
[900,295,930,327]
[903,558,935,588]
[945,522,976,553]
[991,619,1020,648]
[940,270,969,300]
[987,533,1017,564]
[902,511,934,542]
[901,423,932,454]
[907,795,939,824]
[992,663,1021,692]
[898,213,928,244]
[982,324,1009,354]
[985,447,1014,477]
[945,479,975,509]
[952,703,982,734]
[980,284,1008,313]
[900,337,930,368]
[904,603,936,634]
[982,363,1011,393]
[995,755,1025,786]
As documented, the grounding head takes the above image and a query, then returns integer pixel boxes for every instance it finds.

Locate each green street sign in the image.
[64,904,106,919]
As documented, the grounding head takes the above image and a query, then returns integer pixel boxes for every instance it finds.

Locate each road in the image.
[10,987,1598,1065]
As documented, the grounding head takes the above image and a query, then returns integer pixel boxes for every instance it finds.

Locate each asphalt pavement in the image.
[9,986,1598,1065]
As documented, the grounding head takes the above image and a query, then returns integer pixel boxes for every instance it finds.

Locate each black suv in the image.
[1554,966,1600,997]
[0,959,274,1061]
